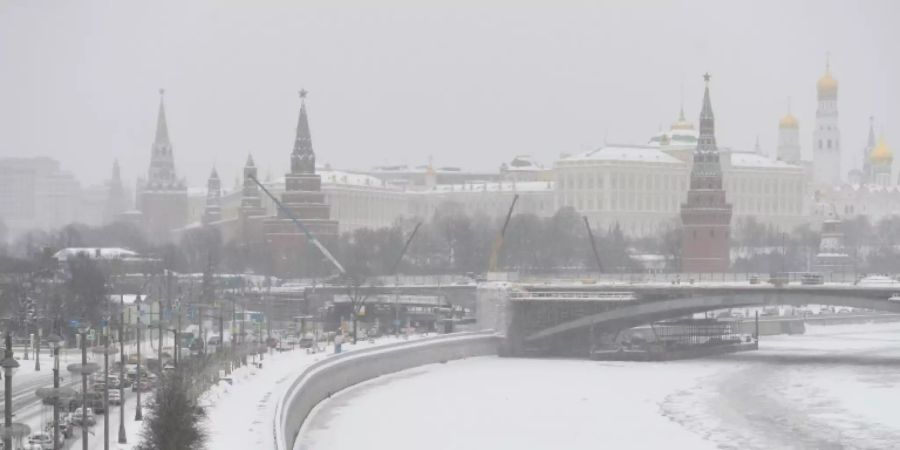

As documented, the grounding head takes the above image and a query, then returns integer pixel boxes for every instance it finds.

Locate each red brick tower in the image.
[680,74,733,272]
[264,91,339,277]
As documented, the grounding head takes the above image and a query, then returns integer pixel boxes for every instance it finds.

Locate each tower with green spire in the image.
[679,74,733,272]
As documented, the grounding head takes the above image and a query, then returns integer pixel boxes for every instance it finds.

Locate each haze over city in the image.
[1,0,898,186]
[3,2,900,450]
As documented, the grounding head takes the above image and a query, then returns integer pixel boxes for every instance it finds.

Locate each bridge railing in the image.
[516,272,866,285]
[509,290,637,301]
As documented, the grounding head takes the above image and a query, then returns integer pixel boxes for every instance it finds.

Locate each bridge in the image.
[495,281,900,356]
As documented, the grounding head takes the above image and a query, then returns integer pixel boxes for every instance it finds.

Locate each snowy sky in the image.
[1,0,898,188]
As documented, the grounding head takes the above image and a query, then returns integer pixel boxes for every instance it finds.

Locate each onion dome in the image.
[817,57,838,99]
[870,135,892,163]
[779,112,799,128]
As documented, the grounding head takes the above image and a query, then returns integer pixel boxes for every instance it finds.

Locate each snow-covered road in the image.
[298,322,900,450]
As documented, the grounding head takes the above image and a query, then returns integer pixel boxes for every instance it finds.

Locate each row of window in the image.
[558,171,687,192]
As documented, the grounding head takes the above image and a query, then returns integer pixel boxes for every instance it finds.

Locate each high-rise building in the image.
[813,56,841,186]
[136,90,188,243]
[680,74,733,272]
[777,100,801,163]
[263,91,339,276]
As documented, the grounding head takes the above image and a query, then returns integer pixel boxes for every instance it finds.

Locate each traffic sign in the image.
[68,319,80,329]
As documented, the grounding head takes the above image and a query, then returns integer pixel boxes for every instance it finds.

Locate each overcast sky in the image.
[1,0,898,188]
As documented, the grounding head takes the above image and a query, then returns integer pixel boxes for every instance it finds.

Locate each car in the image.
[71,407,96,426]
[132,379,154,393]
[107,389,122,405]
[749,275,760,285]
[26,432,55,450]
[890,293,900,302]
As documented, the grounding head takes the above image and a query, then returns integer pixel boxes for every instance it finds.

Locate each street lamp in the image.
[117,294,127,444]
[1,332,22,450]
[37,332,70,450]
[67,326,99,450]
[135,294,143,421]
[92,328,117,450]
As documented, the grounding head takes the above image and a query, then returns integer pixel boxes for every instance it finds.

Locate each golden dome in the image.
[870,135,892,162]
[817,57,838,96]
[670,107,694,131]
[779,113,799,128]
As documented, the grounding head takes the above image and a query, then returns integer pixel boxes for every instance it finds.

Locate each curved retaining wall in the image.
[274,332,501,450]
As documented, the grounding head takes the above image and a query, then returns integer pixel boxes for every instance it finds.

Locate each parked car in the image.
[132,379,154,393]
[71,407,96,426]
[26,432,55,450]
[107,389,122,405]
[889,293,900,302]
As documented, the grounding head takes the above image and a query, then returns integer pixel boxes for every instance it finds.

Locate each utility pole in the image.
[118,294,127,444]
[135,295,143,421]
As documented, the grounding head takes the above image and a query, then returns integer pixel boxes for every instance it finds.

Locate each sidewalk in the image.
[204,335,426,450]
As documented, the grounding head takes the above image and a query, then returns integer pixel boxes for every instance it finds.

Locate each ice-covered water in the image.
[299,322,900,450]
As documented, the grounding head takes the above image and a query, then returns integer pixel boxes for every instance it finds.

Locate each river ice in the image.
[298,322,900,450]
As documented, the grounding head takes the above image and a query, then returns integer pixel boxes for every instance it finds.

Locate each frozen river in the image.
[298,322,900,450]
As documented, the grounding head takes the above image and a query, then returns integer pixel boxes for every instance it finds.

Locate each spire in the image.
[696,73,717,154]
[291,89,316,174]
[155,89,170,146]
[867,116,876,149]
[245,153,255,168]
[755,135,761,154]
[210,166,219,180]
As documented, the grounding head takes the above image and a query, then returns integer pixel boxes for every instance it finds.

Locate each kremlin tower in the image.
[263,91,339,277]
[680,74,733,272]
[136,89,188,243]
[813,56,842,186]
[202,167,222,225]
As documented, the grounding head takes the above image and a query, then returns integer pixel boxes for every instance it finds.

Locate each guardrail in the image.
[274,331,500,450]
[509,290,637,301]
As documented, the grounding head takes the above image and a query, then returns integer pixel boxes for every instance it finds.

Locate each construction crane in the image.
[390,222,422,275]
[248,175,346,275]
[583,216,604,272]
[487,194,519,272]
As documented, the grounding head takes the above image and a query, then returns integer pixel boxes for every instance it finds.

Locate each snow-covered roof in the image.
[55,247,139,261]
[505,155,544,171]
[729,152,801,170]
[560,145,684,164]
[318,170,391,188]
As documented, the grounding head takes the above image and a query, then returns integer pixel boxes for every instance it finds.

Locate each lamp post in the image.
[68,326,99,450]
[34,326,42,372]
[135,295,143,421]
[92,327,116,450]
[118,294,127,444]
[2,332,21,450]
[44,333,67,450]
